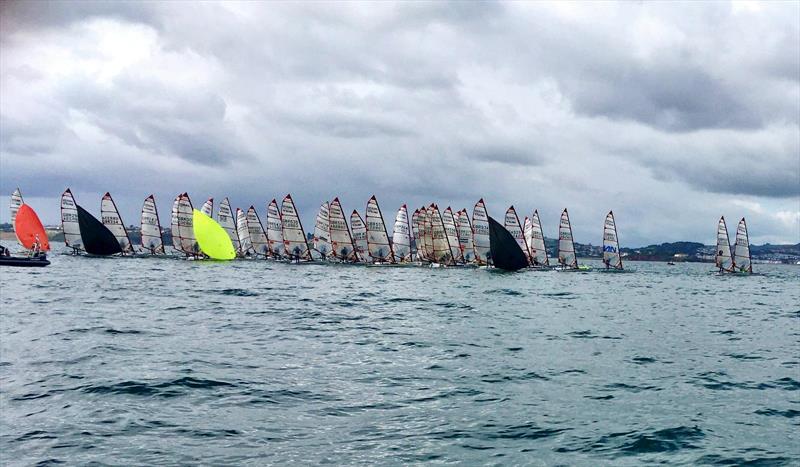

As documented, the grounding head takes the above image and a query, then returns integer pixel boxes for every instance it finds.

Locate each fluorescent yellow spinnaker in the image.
[192,209,236,260]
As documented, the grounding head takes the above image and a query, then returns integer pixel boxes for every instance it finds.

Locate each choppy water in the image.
[1,253,798,465]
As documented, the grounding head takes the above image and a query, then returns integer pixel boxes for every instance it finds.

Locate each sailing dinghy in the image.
[61,189,84,253]
[601,211,623,270]
[329,198,357,262]
[429,204,455,266]
[193,210,236,260]
[218,198,240,253]
[266,199,284,259]
[171,193,199,257]
[350,210,369,262]
[236,207,253,256]
[557,208,579,270]
[140,195,165,254]
[365,196,395,264]
[505,206,530,265]
[10,188,50,252]
[392,204,413,262]
[312,201,332,259]
[247,206,269,257]
[201,198,214,218]
[442,207,463,264]
[472,199,491,265]
[715,216,735,273]
[456,209,475,264]
[488,215,529,271]
[411,208,422,261]
[281,194,311,261]
[101,192,134,254]
[529,210,549,267]
[77,204,123,256]
[733,217,752,274]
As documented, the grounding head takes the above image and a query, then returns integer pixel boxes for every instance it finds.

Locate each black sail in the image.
[488,215,528,271]
[77,205,123,255]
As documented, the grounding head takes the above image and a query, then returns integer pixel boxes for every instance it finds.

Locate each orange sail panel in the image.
[14,204,51,251]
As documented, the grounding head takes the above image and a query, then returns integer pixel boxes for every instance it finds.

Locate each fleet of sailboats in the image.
[2,188,757,273]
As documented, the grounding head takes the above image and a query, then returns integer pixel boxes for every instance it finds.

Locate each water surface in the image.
[1,254,798,465]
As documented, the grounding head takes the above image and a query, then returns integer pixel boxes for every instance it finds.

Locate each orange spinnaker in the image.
[15,204,50,251]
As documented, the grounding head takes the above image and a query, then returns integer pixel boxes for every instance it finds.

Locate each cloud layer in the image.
[1,0,798,245]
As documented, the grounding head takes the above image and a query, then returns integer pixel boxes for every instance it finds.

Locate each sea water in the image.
[1,253,798,465]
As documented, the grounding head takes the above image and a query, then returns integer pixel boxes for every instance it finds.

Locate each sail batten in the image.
[558,208,578,269]
[140,195,165,254]
[733,217,752,273]
[602,211,623,269]
[101,192,133,254]
[365,196,395,263]
[472,199,491,265]
[716,216,735,272]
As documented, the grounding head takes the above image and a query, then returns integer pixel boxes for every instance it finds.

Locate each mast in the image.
[602,210,623,269]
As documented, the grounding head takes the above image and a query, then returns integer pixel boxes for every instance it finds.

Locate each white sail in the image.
[392,204,413,262]
[218,197,240,252]
[10,188,24,245]
[350,210,369,262]
[266,199,284,258]
[523,216,533,263]
[602,210,623,269]
[505,206,530,263]
[101,192,134,254]
[430,204,453,265]
[236,208,253,255]
[442,207,463,263]
[312,201,332,259]
[427,205,439,262]
[415,207,430,261]
[558,208,578,269]
[140,194,165,254]
[172,193,197,255]
[281,194,310,260]
[201,198,214,218]
[472,199,491,265]
[247,206,269,257]
[410,208,421,260]
[456,209,476,263]
[328,198,356,261]
[716,216,735,272]
[529,210,549,267]
[365,196,395,263]
[61,188,83,250]
[733,217,752,273]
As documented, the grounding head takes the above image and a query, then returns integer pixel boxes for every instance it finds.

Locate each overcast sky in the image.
[1,0,798,246]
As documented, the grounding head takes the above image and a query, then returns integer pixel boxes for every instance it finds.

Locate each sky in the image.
[1,0,798,246]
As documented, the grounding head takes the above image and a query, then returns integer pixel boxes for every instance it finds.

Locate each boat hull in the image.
[0,255,50,267]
